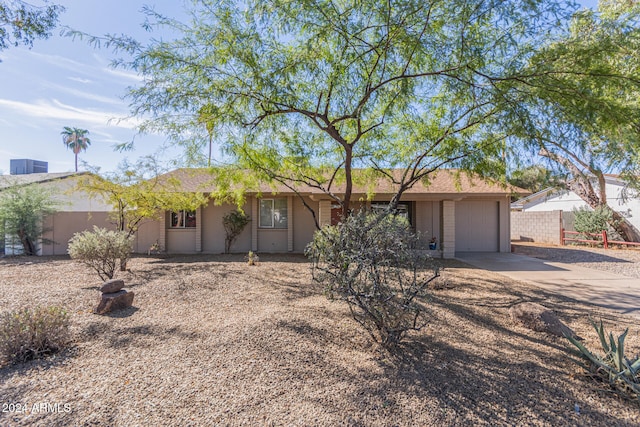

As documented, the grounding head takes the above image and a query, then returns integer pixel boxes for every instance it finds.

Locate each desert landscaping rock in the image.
[509,302,575,337]
[1,254,638,426]
[99,279,125,293]
[94,290,135,315]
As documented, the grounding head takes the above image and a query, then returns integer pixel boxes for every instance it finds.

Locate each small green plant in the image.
[0,306,70,364]
[566,319,640,401]
[573,206,617,241]
[68,226,134,280]
[223,210,250,253]
[246,251,259,266]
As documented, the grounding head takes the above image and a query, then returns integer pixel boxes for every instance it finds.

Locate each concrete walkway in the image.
[456,252,640,319]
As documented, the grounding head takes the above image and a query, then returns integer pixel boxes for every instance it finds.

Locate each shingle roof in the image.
[0,172,88,190]
[156,168,527,197]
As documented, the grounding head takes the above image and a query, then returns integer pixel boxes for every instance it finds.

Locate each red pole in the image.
[561,228,565,246]
[603,230,609,249]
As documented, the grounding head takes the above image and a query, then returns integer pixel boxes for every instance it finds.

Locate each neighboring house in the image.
[1,172,125,255]
[136,168,522,258]
[510,175,640,244]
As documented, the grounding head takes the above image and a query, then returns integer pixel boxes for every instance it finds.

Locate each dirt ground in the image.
[1,254,639,426]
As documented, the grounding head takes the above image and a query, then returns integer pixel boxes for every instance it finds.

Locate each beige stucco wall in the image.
[415,201,440,243]
[201,202,251,253]
[166,229,197,253]
[41,212,113,255]
[41,176,112,212]
[293,197,319,252]
[257,229,288,252]
[155,194,511,255]
[133,219,162,254]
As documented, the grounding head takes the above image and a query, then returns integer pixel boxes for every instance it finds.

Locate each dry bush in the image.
[0,306,70,364]
[307,210,439,348]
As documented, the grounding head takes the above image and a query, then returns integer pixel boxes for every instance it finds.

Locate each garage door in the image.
[455,200,499,252]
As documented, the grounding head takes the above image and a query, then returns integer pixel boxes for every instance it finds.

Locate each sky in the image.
[0,0,189,175]
[0,0,600,175]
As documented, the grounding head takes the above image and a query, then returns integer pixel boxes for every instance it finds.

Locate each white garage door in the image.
[455,200,499,252]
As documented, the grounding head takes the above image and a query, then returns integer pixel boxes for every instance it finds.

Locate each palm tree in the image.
[61,127,91,172]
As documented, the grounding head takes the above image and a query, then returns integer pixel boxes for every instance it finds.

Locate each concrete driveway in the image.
[456,252,640,319]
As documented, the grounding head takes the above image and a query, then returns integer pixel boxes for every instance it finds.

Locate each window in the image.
[170,210,196,228]
[259,198,288,229]
[371,202,412,225]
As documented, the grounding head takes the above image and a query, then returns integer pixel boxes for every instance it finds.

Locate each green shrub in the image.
[0,306,70,364]
[566,319,640,402]
[223,210,250,253]
[0,183,59,255]
[306,209,439,349]
[573,206,616,239]
[68,226,134,280]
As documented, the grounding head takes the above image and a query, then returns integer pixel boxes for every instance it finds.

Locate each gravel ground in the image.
[1,254,639,426]
[513,242,640,278]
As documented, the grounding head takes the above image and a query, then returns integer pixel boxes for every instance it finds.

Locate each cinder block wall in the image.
[510,210,562,245]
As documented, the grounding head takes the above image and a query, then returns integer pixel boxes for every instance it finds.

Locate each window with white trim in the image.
[170,210,196,228]
[259,198,288,229]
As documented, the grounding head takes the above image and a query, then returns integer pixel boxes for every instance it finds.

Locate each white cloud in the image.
[68,77,93,84]
[0,98,141,130]
[104,67,143,82]
[25,51,89,72]
[42,82,125,106]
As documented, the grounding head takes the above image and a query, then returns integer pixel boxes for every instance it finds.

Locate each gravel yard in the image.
[513,242,640,279]
[1,254,639,426]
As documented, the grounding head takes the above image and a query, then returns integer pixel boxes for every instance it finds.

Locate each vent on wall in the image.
[10,159,48,175]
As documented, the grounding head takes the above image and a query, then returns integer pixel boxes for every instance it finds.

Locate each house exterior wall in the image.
[200,202,251,253]
[133,218,162,254]
[511,210,562,245]
[40,177,112,212]
[415,200,440,243]
[441,200,456,258]
[156,195,510,256]
[499,197,511,252]
[293,197,319,252]
[166,229,197,253]
[40,212,112,255]
[258,229,288,252]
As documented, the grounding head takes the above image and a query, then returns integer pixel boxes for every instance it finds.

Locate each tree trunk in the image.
[610,211,640,242]
[208,134,213,167]
[342,145,353,218]
[18,229,36,255]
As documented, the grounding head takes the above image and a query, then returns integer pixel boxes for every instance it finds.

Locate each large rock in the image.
[94,290,135,315]
[509,302,575,338]
[100,279,125,293]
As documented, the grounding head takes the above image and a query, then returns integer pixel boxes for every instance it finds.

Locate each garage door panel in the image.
[455,201,498,252]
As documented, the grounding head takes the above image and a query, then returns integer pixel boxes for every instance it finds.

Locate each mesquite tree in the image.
[69,0,582,222]
[506,2,640,241]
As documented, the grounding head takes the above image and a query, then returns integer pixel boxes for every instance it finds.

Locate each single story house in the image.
[137,168,522,258]
[510,175,640,244]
